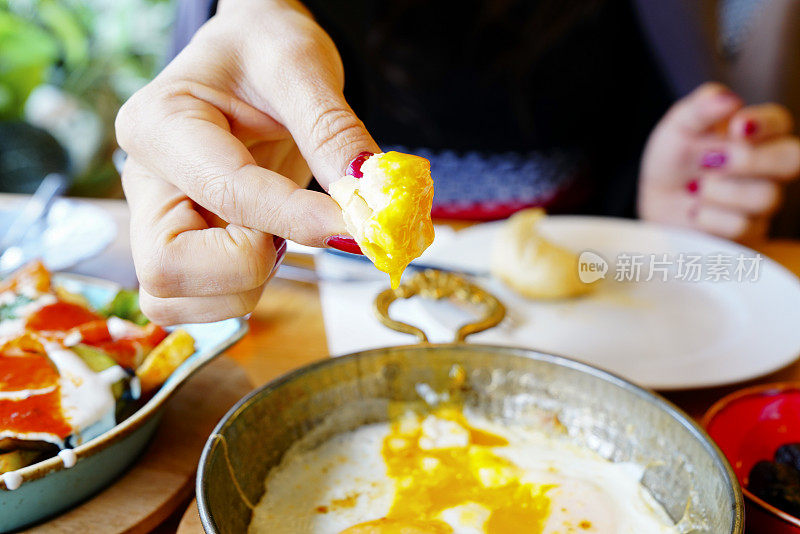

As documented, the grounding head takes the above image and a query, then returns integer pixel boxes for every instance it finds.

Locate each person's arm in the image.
[116,0,379,324]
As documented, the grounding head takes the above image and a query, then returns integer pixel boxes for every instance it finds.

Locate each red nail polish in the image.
[268,236,288,279]
[701,151,727,169]
[347,151,374,178]
[686,179,700,194]
[744,120,758,137]
[273,236,287,262]
[324,234,363,255]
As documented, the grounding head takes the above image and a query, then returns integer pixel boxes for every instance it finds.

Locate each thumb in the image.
[240,21,381,188]
[665,82,744,134]
[286,91,381,188]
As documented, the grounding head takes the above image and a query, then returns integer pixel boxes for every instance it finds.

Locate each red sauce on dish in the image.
[26,301,101,332]
[74,320,111,344]
[0,351,58,391]
[80,323,167,369]
[0,389,72,438]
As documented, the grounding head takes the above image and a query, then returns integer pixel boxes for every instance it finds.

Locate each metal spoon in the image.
[0,173,68,275]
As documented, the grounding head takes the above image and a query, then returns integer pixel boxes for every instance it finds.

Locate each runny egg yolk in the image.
[343,407,553,534]
[362,153,435,288]
[330,152,435,289]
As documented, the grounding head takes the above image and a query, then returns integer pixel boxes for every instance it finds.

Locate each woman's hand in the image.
[638,82,800,241]
[115,0,379,324]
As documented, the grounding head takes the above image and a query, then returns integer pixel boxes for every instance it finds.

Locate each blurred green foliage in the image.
[0,0,174,196]
[0,9,59,119]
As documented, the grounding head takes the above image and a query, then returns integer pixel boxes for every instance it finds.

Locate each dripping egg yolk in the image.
[329,152,435,288]
[343,407,553,534]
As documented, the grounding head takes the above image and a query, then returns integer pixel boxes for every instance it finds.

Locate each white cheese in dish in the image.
[44,342,117,445]
[106,316,141,340]
[0,385,57,401]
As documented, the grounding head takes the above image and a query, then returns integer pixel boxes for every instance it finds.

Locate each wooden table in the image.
[174,238,800,533]
[231,238,800,421]
[4,195,800,531]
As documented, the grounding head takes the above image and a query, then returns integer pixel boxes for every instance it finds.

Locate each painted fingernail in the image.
[273,236,287,261]
[269,236,287,278]
[347,151,374,178]
[686,178,700,194]
[324,234,363,255]
[744,120,758,137]
[701,151,727,168]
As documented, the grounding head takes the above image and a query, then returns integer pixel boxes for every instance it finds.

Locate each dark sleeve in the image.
[169,0,218,59]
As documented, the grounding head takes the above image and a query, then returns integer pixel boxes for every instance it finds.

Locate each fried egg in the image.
[249,409,678,534]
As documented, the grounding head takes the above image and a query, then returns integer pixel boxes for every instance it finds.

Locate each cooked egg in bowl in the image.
[198,347,742,534]
[248,405,677,534]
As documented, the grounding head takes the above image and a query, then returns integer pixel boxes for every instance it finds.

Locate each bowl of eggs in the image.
[197,271,743,534]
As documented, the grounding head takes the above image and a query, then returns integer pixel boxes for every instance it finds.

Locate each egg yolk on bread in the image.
[329,152,435,288]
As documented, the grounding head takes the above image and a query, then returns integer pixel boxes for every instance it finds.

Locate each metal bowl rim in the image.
[197,342,744,534]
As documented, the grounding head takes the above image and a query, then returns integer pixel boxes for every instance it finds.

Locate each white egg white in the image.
[250,413,679,534]
[328,153,404,250]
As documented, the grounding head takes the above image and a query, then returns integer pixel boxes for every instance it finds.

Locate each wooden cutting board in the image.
[22,356,252,534]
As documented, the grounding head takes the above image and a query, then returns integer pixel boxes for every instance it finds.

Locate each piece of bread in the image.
[491,209,596,299]
[329,152,435,288]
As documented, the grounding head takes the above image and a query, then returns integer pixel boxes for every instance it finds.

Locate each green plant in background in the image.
[0,9,58,119]
[0,0,174,196]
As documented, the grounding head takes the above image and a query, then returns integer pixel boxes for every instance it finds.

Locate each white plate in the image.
[0,198,116,272]
[418,216,800,390]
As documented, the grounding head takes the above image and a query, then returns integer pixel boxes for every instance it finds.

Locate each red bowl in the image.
[703,383,800,533]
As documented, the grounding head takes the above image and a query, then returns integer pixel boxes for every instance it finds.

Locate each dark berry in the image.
[775,443,800,472]
[748,460,800,518]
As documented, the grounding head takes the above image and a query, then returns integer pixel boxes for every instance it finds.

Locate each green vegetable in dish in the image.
[100,289,148,326]
[71,344,125,399]
[71,343,116,372]
[0,294,33,321]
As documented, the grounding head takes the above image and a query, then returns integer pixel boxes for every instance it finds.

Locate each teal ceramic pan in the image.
[0,273,247,532]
